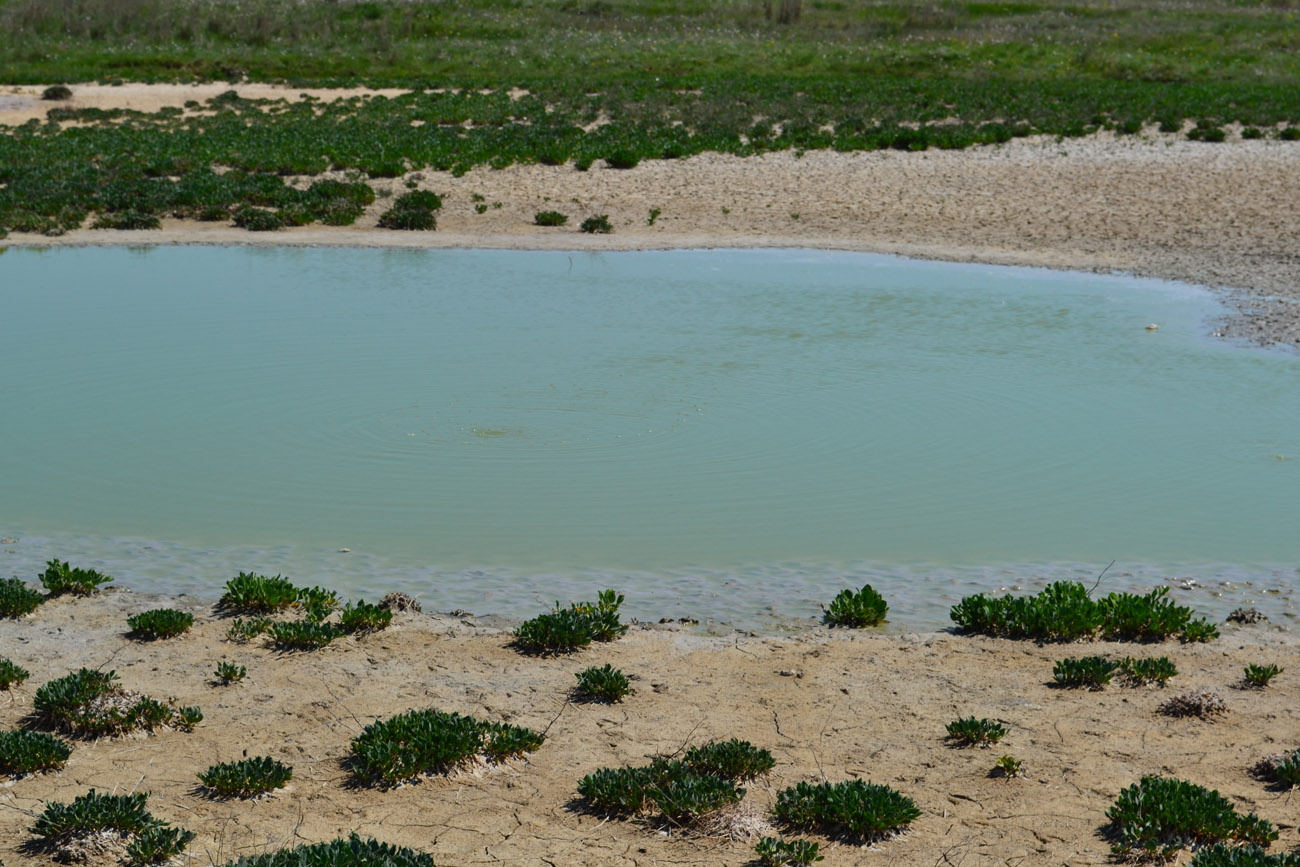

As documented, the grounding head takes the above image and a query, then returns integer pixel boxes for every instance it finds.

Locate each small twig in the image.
[1086,560,1116,597]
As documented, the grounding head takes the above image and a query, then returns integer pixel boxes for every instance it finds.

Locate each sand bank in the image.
[2,83,1299,350]
[1,589,1297,866]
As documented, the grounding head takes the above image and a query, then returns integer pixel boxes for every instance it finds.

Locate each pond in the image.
[1,246,1296,628]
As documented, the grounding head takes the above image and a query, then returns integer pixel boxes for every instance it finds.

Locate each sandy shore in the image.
[1,589,1297,866]
[3,83,1299,350]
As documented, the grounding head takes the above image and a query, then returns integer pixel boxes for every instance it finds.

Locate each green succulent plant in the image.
[573,664,630,703]
[946,716,1007,747]
[755,836,823,867]
[198,756,293,798]
[127,608,194,640]
[0,729,73,776]
[823,584,888,628]
[1242,663,1283,689]
[0,657,30,689]
[1107,776,1278,859]
[0,576,43,618]
[40,559,112,596]
[774,778,921,841]
[350,708,543,785]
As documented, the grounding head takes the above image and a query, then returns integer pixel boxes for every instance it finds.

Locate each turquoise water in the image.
[1,246,1297,628]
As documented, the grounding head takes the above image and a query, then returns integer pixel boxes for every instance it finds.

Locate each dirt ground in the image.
[1,589,1297,866]
[3,83,1300,349]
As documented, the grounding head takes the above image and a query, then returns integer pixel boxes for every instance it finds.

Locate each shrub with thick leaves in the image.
[0,577,43,618]
[127,608,194,640]
[0,658,30,689]
[350,709,542,784]
[1107,776,1278,859]
[220,834,433,867]
[40,559,112,596]
[219,573,300,613]
[513,590,627,655]
[0,729,72,776]
[198,757,292,799]
[683,738,775,782]
[823,584,888,628]
[774,779,921,841]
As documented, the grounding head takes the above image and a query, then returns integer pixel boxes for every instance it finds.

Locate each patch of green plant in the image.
[42,85,72,101]
[1190,844,1300,867]
[125,824,197,866]
[534,210,568,226]
[33,668,200,736]
[993,755,1023,778]
[1107,776,1277,859]
[377,190,441,231]
[1251,749,1300,790]
[1053,655,1118,689]
[231,204,285,231]
[823,583,888,628]
[1119,655,1178,685]
[573,663,630,703]
[214,661,246,684]
[1242,663,1283,689]
[946,716,1007,747]
[350,708,543,784]
[773,779,921,841]
[577,757,745,823]
[30,789,194,863]
[512,589,627,655]
[339,600,392,634]
[755,836,823,867]
[0,577,43,618]
[92,209,161,230]
[220,572,299,613]
[225,616,272,642]
[218,835,434,867]
[651,771,745,823]
[950,581,1216,642]
[127,607,194,640]
[39,559,112,596]
[267,619,342,651]
[0,729,72,776]
[683,738,775,782]
[579,214,613,234]
[296,585,339,622]
[0,658,30,689]
[198,756,292,798]
[33,668,119,731]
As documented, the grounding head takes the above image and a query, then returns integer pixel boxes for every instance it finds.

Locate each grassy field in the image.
[2,0,1299,238]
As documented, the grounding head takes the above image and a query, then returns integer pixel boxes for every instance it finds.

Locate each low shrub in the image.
[1251,749,1300,789]
[33,668,200,736]
[950,581,1215,642]
[755,836,823,867]
[1160,690,1228,720]
[40,559,112,596]
[377,190,442,231]
[296,585,339,622]
[127,608,194,640]
[218,835,433,867]
[1242,127,1266,140]
[1107,776,1277,859]
[0,577,43,618]
[339,600,393,634]
[1053,656,1118,689]
[267,619,342,651]
[1242,664,1283,689]
[220,573,299,613]
[579,214,613,234]
[605,149,640,169]
[651,771,745,823]
[573,664,630,703]
[214,661,246,684]
[993,755,1023,778]
[198,756,293,798]
[946,716,1006,747]
[0,658,30,689]
[774,779,921,841]
[0,729,72,776]
[92,210,161,230]
[1191,844,1300,867]
[225,616,272,642]
[29,790,194,865]
[350,709,543,784]
[683,738,775,782]
[577,758,745,823]
[42,85,73,101]
[823,584,888,628]
[534,210,568,226]
[1119,656,1178,685]
[513,589,627,655]
[232,205,285,231]
[1280,127,1300,141]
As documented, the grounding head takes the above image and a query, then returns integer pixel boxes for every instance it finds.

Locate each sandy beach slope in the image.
[1,589,1297,866]
[2,83,1299,349]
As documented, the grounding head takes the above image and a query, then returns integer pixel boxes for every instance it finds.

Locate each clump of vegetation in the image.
[533,210,568,226]
[946,717,1007,747]
[219,572,300,613]
[127,608,194,640]
[1160,690,1228,720]
[1251,750,1300,790]
[214,661,246,684]
[217,835,433,867]
[0,576,43,618]
[993,755,1023,778]
[683,739,776,782]
[1107,776,1277,859]
[267,619,342,651]
[578,757,747,824]
[950,581,1217,642]
[350,709,543,785]
[1119,655,1178,685]
[0,658,30,689]
[755,836,822,867]
[1053,656,1119,689]
[573,664,630,703]
[29,790,195,865]
[225,616,272,642]
[198,756,293,799]
[1190,844,1300,867]
[512,589,627,655]
[377,190,441,230]
[40,559,112,596]
[33,668,201,736]
[822,583,888,628]
[1242,664,1283,689]
[339,600,393,634]
[231,204,286,231]
[296,585,339,622]
[579,214,613,234]
[41,85,72,101]
[773,779,921,841]
[0,729,73,776]
[93,209,161,230]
